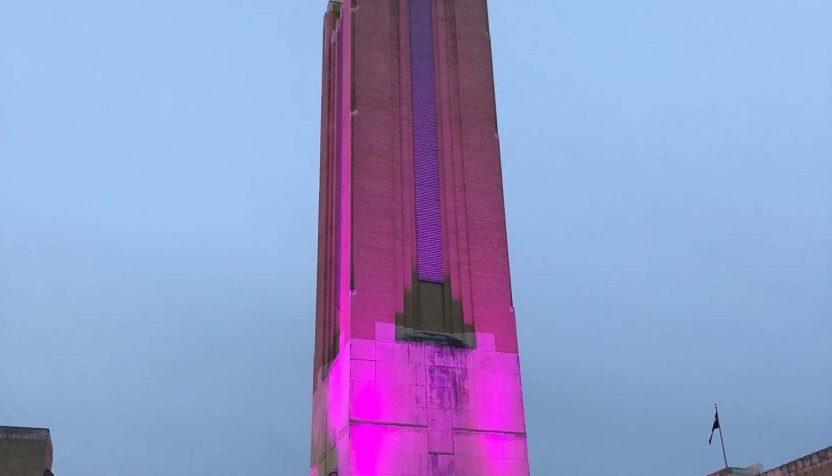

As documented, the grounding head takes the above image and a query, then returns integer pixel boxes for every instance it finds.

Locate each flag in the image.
[708,408,720,445]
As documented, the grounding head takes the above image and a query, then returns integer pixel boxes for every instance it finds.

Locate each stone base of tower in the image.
[310,325,530,476]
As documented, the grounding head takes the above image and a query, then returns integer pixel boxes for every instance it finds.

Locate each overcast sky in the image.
[1,1,830,475]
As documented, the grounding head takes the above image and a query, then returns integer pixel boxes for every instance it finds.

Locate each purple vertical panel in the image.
[410,0,444,283]
[335,19,344,303]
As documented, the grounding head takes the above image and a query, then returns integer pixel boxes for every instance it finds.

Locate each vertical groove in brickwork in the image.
[350,7,357,292]
[317,13,345,373]
[314,8,342,380]
[410,0,444,283]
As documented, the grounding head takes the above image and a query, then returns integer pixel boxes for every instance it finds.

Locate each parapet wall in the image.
[706,447,832,476]
[763,447,832,476]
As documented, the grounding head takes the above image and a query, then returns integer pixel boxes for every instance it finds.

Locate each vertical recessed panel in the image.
[410,0,444,283]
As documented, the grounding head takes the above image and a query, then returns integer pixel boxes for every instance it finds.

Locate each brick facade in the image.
[310,1,529,474]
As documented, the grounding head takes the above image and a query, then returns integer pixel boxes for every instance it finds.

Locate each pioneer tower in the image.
[310,1,530,474]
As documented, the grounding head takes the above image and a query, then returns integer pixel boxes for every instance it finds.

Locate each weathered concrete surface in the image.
[344,336,528,475]
[0,426,53,476]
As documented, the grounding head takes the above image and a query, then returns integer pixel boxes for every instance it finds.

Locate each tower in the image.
[310,0,530,474]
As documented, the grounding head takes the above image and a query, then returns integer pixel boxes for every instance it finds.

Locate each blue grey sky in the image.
[1,1,830,475]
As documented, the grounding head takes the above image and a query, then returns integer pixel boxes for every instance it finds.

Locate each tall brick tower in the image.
[311,0,530,474]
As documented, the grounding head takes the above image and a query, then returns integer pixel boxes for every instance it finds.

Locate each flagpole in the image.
[716,404,728,469]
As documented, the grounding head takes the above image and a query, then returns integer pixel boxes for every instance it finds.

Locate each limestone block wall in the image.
[310,331,530,476]
[345,327,529,475]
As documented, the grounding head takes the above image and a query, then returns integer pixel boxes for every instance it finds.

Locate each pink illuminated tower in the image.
[311,0,530,474]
